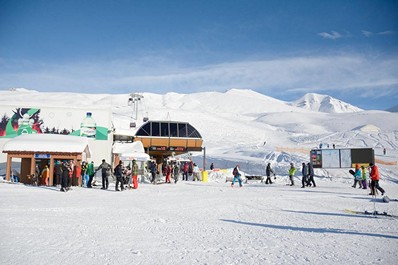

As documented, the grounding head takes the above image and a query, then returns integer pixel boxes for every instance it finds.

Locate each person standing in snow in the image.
[60,161,71,192]
[40,165,50,186]
[96,159,111,190]
[81,161,87,187]
[231,165,243,187]
[210,163,214,170]
[193,163,200,181]
[306,163,316,187]
[131,160,139,189]
[369,163,385,196]
[54,160,62,186]
[383,148,386,155]
[352,164,362,188]
[265,163,275,184]
[172,163,180,183]
[361,165,368,190]
[114,161,124,191]
[182,162,189,181]
[301,163,308,188]
[150,161,157,184]
[86,161,95,188]
[288,163,296,186]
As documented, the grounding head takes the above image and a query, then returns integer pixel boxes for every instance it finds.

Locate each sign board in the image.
[0,106,110,140]
[34,154,51,159]
[310,148,374,168]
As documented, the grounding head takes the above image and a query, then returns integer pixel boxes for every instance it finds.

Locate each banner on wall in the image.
[310,148,374,168]
[0,107,110,140]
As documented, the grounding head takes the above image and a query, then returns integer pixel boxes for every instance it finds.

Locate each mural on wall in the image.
[0,107,109,140]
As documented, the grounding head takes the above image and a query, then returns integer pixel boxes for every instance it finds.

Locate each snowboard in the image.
[349,169,355,176]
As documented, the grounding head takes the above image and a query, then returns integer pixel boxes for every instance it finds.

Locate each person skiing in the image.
[165,163,172,183]
[301,162,307,188]
[306,163,316,187]
[231,165,243,187]
[352,164,362,188]
[288,163,296,186]
[369,163,385,196]
[96,159,111,190]
[265,163,275,184]
[193,163,200,181]
[114,161,124,191]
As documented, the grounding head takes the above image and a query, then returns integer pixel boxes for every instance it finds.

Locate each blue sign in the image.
[34,154,51,159]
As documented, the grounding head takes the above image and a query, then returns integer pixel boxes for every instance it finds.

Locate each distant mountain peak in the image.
[386,104,398,112]
[290,93,363,113]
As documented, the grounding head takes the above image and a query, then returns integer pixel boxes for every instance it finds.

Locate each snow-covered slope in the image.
[290,93,363,113]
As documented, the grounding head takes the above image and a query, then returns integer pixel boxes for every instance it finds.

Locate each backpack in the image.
[233,167,238,176]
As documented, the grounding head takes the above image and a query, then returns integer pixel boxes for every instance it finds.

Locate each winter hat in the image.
[369,162,374,167]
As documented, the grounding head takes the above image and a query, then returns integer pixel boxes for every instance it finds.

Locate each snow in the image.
[0,88,397,264]
[2,134,91,155]
[0,179,397,265]
[291,93,363,113]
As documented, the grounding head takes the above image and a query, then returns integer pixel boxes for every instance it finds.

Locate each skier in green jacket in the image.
[288,163,297,186]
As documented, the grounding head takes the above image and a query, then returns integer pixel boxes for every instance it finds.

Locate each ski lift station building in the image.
[115,120,203,163]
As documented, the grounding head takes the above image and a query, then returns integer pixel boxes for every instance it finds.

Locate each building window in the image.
[136,122,150,136]
[161,122,169,137]
[170,123,178,137]
[152,122,160,136]
[187,124,201,138]
[178,123,187,137]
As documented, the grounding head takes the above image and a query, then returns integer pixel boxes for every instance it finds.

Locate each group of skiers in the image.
[351,162,385,196]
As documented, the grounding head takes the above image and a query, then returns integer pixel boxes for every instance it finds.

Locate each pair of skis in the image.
[344,208,397,218]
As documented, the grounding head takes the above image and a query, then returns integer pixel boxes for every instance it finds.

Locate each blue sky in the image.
[0,0,397,110]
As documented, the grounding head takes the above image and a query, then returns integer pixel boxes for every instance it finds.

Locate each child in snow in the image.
[352,164,362,188]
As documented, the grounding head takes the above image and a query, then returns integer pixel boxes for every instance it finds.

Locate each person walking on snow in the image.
[352,164,362,188]
[288,163,296,186]
[265,163,275,184]
[301,163,307,188]
[369,163,385,196]
[306,163,316,187]
[231,165,243,187]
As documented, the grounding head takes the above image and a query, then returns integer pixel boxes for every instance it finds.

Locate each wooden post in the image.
[5,154,12,181]
[49,157,54,186]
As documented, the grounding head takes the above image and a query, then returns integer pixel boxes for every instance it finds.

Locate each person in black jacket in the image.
[114,161,124,191]
[301,163,308,188]
[60,161,71,192]
[306,163,316,187]
[96,159,111,190]
[265,163,275,184]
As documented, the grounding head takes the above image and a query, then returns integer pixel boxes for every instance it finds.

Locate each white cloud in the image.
[318,31,342,40]
[1,54,397,103]
[378,30,395,35]
[361,30,373,37]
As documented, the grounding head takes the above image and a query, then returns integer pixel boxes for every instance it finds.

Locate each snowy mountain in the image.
[290,93,363,113]
[1,88,397,182]
[386,104,398,112]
